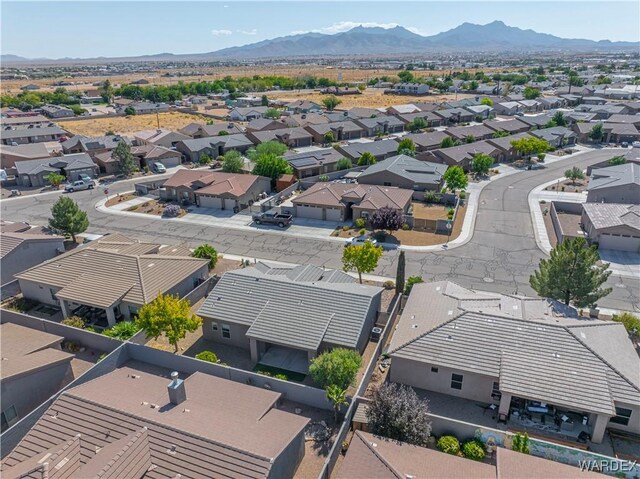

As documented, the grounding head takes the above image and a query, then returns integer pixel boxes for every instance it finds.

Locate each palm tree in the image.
[326,385,348,423]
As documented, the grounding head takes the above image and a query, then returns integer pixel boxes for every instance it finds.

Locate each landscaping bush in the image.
[354,218,366,229]
[195,350,219,363]
[61,316,85,329]
[437,435,460,455]
[274,373,288,380]
[102,321,140,340]
[459,191,466,200]
[359,228,366,235]
[462,440,486,461]
[342,225,349,231]
[318,175,330,182]
[404,276,424,295]
[538,153,546,162]
[424,191,440,204]
[383,280,395,290]
[612,312,640,335]
[5,297,38,312]
[447,207,455,216]
[401,223,410,230]
[163,204,182,217]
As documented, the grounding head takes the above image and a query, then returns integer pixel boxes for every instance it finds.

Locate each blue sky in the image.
[2,1,639,58]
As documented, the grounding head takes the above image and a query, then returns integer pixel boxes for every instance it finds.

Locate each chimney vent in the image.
[168,371,187,405]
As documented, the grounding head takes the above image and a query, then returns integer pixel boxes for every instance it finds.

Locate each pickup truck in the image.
[64,179,94,192]
[252,212,293,228]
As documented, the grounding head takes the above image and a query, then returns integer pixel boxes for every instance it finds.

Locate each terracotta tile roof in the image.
[292,183,412,210]
[164,169,266,198]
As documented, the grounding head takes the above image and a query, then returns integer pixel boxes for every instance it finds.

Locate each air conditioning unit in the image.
[370,327,382,343]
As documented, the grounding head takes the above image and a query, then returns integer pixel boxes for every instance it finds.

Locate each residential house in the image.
[433,108,475,124]
[133,128,190,149]
[175,134,254,163]
[62,134,132,158]
[538,96,566,110]
[228,106,271,122]
[394,111,445,128]
[282,113,329,128]
[1,231,64,285]
[15,153,98,187]
[198,263,383,371]
[15,234,209,325]
[285,100,322,113]
[245,118,288,132]
[444,124,495,142]
[234,95,263,107]
[465,104,494,120]
[292,183,413,222]
[343,107,382,119]
[283,148,347,178]
[423,141,500,170]
[575,104,628,120]
[493,102,524,116]
[0,115,50,128]
[567,111,598,124]
[0,363,309,479]
[247,127,313,148]
[161,169,270,209]
[357,154,447,197]
[602,123,640,144]
[517,114,554,130]
[120,101,170,115]
[582,96,607,105]
[399,131,450,151]
[95,144,181,175]
[517,99,543,112]
[1,124,66,146]
[337,431,605,479]
[0,323,74,432]
[385,104,421,116]
[587,163,640,204]
[39,104,74,119]
[531,126,576,148]
[0,143,57,169]
[304,121,364,143]
[487,132,534,162]
[179,122,245,138]
[442,98,481,110]
[388,281,640,444]
[581,203,640,252]
[392,83,430,95]
[484,118,531,135]
[337,139,401,163]
[354,116,405,136]
[606,114,640,127]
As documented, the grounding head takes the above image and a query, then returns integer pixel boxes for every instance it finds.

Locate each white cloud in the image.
[291,21,424,36]
[211,29,233,36]
[237,29,258,35]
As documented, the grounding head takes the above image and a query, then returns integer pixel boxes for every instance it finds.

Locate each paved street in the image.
[2,148,638,312]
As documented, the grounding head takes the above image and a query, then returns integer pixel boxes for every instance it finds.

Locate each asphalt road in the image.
[2,148,638,312]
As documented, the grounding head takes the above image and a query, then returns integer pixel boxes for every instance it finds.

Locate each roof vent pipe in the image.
[168,371,186,406]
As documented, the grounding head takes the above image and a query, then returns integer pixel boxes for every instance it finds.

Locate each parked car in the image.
[252,211,293,228]
[150,162,166,173]
[79,174,94,185]
[64,179,94,192]
[345,236,377,247]
[632,141,640,148]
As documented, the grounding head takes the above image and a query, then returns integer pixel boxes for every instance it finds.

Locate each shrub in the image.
[5,297,38,312]
[463,440,486,461]
[318,175,330,182]
[309,348,362,390]
[102,321,139,340]
[195,350,219,363]
[143,165,150,174]
[437,435,460,455]
[359,228,366,235]
[448,207,455,216]
[612,312,640,335]
[383,280,395,290]
[401,223,410,230]
[512,432,530,454]
[424,191,440,204]
[274,373,288,380]
[97,352,107,362]
[459,191,466,200]
[61,316,85,329]
[163,204,182,217]
[354,218,366,229]
[539,200,546,204]
[404,276,424,295]
[538,153,546,162]
[342,225,349,231]
[192,244,218,269]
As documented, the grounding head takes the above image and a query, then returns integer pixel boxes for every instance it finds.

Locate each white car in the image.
[150,162,166,173]
[632,141,640,148]
[345,236,377,247]
[64,180,94,192]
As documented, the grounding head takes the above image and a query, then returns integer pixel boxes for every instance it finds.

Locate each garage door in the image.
[296,205,323,220]
[599,234,640,252]
[160,156,181,168]
[198,195,223,209]
[325,208,343,222]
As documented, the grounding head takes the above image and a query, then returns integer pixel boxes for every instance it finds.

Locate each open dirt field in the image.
[60,111,215,136]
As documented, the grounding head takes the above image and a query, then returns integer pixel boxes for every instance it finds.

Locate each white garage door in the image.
[160,156,181,168]
[198,195,223,209]
[296,205,323,220]
[325,208,343,222]
[599,234,640,252]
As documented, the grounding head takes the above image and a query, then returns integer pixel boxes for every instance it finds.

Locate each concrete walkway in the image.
[108,195,155,211]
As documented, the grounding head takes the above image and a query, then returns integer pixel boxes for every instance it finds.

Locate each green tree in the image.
[564,166,585,185]
[309,348,362,390]
[440,136,455,148]
[480,97,493,106]
[113,141,136,177]
[322,95,341,111]
[443,165,468,192]
[523,86,541,99]
[589,123,604,143]
[510,136,550,160]
[48,196,89,243]
[336,158,353,170]
[192,244,218,269]
[261,94,269,106]
[404,276,424,295]
[612,312,640,336]
[247,140,288,161]
[222,150,244,173]
[396,138,416,155]
[492,130,510,138]
[357,151,377,166]
[467,80,479,91]
[395,250,406,295]
[463,135,476,144]
[608,155,626,166]
[199,152,212,165]
[529,237,612,307]
[264,108,280,119]
[136,293,202,353]
[342,240,383,283]
[568,74,584,94]
[552,111,567,127]
[44,172,65,188]
[252,153,293,183]
[102,321,140,340]
[512,433,530,454]
[323,131,335,145]
[408,117,427,132]
[124,106,136,116]
[471,153,494,177]
[326,385,348,424]
[397,70,414,82]
[99,79,114,103]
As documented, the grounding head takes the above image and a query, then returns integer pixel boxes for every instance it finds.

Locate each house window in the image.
[211,322,219,332]
[222,324,231,339]
[492,381,501,399]
[451,373,463,390]
[1,405,18,430]
[610,407,632,426]
[431,367,439,373]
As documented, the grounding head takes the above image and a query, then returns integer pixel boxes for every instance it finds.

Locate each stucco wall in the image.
[587,184,640,204]
[1,239,64,285]
[202,317,251,350]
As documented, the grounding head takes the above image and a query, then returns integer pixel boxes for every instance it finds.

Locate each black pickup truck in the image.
[251,212,293,228]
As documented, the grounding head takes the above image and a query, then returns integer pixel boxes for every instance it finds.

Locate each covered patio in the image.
[257,345,310,375]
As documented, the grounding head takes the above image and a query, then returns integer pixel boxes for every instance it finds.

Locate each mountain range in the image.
[3,21,638,64]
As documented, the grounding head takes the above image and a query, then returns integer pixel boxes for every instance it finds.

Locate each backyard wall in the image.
[549,201,583,244]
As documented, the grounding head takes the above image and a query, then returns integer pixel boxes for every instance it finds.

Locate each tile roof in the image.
[2,366,309,478]
[400,131,449,149]
[582,203,640,232]
[358,154,447,186]
[495,447,605,479]
[338,139,400,159]
[1,126,65,141]
[283,148,345,169]
[305,121,364,135]
[198,265,381,350]
[588,162,640,190]
[61,135,132,152]
[13,153,96,176]
[0,232,63,260]
[177,134,254,153]
[484,118,530,133]
[389,281,640,415]
[292,182,412,210]
[163,170,266,198]
[180,122,244,137]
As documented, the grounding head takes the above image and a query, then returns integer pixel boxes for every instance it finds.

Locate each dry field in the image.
[60,111,215,136]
